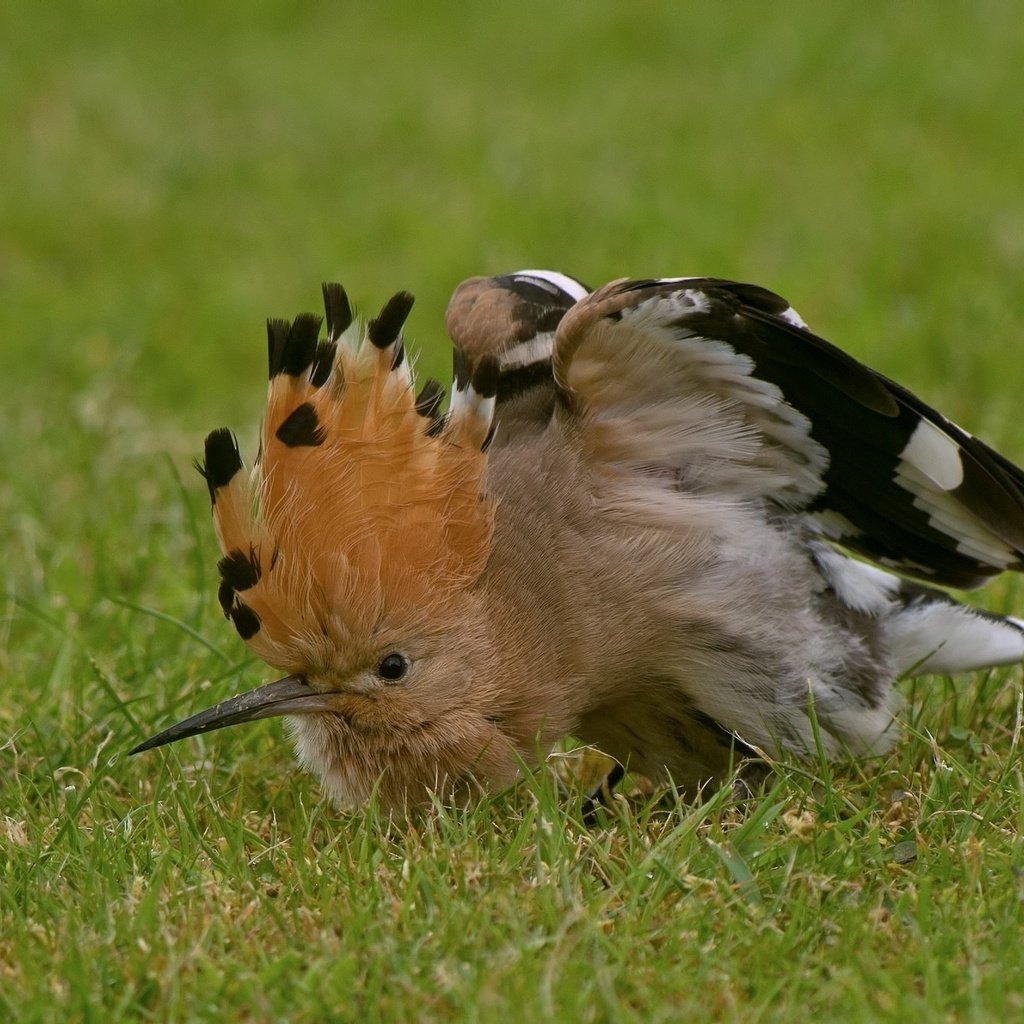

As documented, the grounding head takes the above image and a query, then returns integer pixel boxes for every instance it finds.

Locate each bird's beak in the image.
[129,674,333,755]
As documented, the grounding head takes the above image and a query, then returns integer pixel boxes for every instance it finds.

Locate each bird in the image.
[131,270,1024,812]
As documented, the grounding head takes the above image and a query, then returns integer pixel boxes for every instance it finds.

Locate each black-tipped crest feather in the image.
[415,379,446,419]
[279,313,323,377]
[322,282,354,341]
[368,291,415,349]
[218,546,262,590]
[310,339,338,388]
[275,402,326,448]
[230,603,261,640]
[217,578,234,616]
[266,318,291,378]
[199,429,242,504]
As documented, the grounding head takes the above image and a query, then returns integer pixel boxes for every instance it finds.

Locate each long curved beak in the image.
[129,675,333,755]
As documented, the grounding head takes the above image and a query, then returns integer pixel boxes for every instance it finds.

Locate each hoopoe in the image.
[132,272,1024,811]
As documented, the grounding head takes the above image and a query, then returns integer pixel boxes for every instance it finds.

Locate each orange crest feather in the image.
[201,284,497,675]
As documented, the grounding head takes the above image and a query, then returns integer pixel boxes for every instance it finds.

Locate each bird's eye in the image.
[376,652,409,683]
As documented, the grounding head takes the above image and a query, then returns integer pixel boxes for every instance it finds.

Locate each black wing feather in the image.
[594,278,1024,588]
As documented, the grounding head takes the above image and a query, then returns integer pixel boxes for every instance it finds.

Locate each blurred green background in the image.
[7,0,1024,635]
[5,1,1024,422]
[4,3,1024,1020]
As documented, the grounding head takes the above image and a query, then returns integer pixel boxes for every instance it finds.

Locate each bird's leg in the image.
[581,761,626,825]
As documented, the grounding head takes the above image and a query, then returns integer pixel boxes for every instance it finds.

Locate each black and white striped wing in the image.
[553,277,1024,589]
[445,270,590,435]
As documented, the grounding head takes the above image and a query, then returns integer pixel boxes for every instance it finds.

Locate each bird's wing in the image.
[552,277,1024,589]
[445,270,589,437]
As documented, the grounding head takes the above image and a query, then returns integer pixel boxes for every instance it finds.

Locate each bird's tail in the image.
[884,587,1024,676]
[813,545,1024,676]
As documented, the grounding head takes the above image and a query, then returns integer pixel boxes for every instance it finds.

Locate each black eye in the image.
[376,652,409,682]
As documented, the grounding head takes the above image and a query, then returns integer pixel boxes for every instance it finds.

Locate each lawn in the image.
[4,2,1024,1020]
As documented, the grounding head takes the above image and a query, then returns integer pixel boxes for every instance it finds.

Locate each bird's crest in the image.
[199,283,497,675]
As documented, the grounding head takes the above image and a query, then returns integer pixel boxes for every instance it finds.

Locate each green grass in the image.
[4,2,1024,1020]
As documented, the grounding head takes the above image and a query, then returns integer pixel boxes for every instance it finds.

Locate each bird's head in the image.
[132,284,519,811]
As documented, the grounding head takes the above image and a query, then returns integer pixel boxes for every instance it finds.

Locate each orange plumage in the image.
[209,286,495,679]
